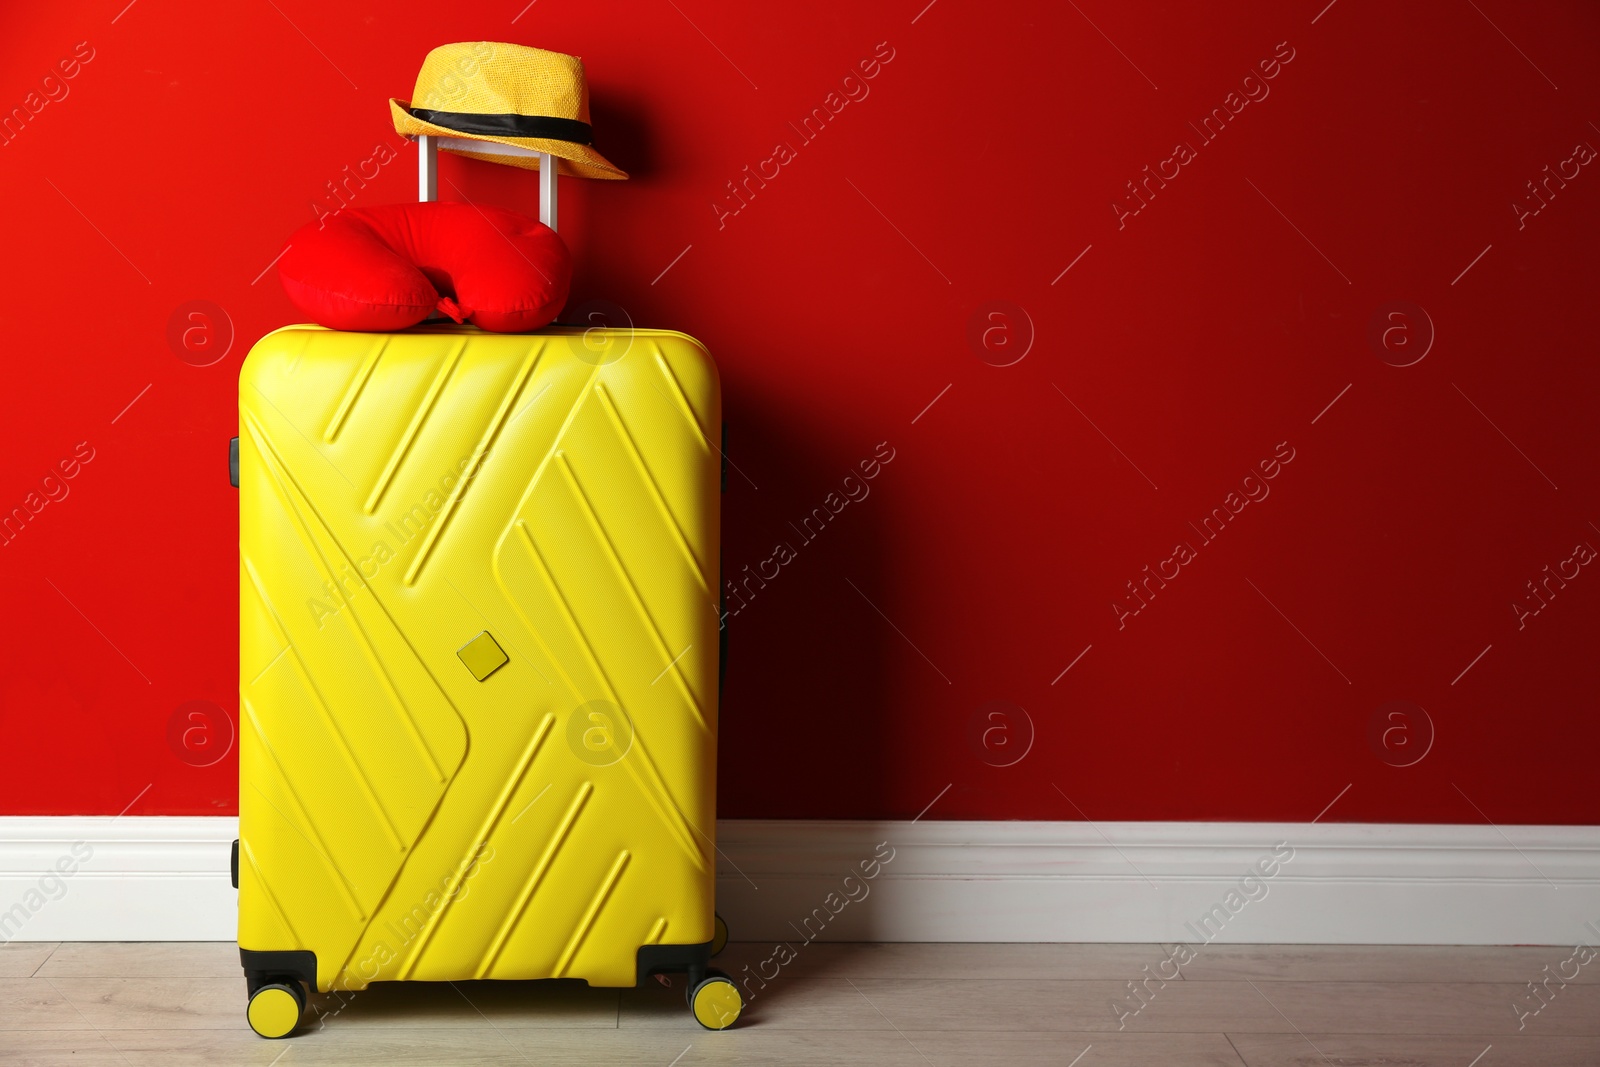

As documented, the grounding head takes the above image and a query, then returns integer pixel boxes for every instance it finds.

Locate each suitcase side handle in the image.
[415,134,558,232]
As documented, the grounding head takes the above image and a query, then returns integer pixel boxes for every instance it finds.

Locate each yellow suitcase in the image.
[234,322,737,1037]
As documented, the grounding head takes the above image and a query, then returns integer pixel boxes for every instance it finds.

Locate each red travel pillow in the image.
[277,202,571,333]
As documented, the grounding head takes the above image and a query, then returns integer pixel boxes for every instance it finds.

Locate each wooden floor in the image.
[2,941,1597,1065]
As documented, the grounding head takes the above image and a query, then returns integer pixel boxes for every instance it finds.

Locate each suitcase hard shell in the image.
[236,323,723,1014]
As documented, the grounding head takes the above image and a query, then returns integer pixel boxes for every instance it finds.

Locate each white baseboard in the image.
[3,817,1597,945]
[716,820,1600,946]
[0,817,238,943]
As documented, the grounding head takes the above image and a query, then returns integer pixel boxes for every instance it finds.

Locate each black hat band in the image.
[407,108,593,146]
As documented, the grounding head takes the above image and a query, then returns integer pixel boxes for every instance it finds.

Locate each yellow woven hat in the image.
[390,42,627,180]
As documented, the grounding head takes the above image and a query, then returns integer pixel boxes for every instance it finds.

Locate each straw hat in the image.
[390,42,627,180]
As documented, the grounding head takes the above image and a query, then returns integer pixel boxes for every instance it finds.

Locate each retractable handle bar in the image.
[415,133,558,231]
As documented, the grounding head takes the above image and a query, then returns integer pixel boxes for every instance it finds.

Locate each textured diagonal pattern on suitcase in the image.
[238,326,720,990]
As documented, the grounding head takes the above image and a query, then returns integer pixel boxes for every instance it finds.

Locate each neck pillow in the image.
[276,201,571,333]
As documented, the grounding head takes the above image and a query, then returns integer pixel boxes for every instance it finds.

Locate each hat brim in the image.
[390,99,628,180]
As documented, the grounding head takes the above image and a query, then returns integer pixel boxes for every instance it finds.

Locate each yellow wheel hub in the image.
[247,985,301,1039]
[692,977,743,1030]
[711,914,729,957]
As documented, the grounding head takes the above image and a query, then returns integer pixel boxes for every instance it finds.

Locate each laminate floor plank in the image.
[0,942,56,978]
[1181,943,1600,984]
[820,977,1283,1032]
[1228,1032,1600,1067]
[0,976,90,1030]
[906,1031,1247,1066]
[36,941,239,978]
[1247,979,1600,1036]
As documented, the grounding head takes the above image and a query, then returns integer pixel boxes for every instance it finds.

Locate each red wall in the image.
[2,1,1598,823]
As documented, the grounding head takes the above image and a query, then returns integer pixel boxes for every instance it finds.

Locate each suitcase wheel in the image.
[711,913,729,958]
[246,981,305,1039]
[688,970,743,1030]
